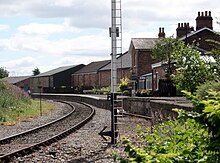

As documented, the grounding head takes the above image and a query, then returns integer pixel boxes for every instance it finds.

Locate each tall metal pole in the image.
[111,0,118,144]
[99,0,121,144]
[111,0,117,94]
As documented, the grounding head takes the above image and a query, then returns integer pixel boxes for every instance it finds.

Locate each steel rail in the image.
[0,101,95,162]
[0,101,74,145]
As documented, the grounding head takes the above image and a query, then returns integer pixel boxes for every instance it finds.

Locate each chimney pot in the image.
[158,27,165,38]
[209,11,211,16]
[201,12,204,16]
[198,11,200,17]
[178,23,180,27]
[205,11,208,16]
[181,23,184,27]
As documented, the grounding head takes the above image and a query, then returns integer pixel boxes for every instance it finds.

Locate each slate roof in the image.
[74,60,110,74]
[100,51,131,71]
[131,38,158,50]
[179,27,216,41]
[35,65,83,77]
[3,76,30,84]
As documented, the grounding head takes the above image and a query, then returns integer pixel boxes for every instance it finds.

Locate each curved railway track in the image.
[0,101,95,162]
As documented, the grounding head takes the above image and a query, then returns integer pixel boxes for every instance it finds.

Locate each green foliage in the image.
[182,90,220,141]
[115,118,215,162]
[119,77,129,92]
[32,67,40,76]
[196,80,220,100]
[152,37,181,62]
[94,77,130,95]
[0,80,31,122]
[115,88,220,162]
[152,37,181,77]
[0,67,9,78]
[171,43,216,93]
[153,37,217,94]
[206,38,220,76]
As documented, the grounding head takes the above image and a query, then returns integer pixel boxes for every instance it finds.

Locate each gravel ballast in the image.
[1,102,151,162]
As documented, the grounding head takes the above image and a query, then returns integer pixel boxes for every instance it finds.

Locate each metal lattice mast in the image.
[99,0,122,144]
[111,0,122,144]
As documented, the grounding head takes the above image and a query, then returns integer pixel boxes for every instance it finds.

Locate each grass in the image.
[0,80,55,125]
[0,100,55,126]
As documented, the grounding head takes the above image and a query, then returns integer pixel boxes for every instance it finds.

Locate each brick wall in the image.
[99,68,132,88]
[99,70,111,87]
[137,50,153,76]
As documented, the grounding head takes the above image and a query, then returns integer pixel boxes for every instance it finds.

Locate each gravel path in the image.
[1,102,151,162]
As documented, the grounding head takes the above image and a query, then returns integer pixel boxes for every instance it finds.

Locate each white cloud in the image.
[4,56,38,69]
[0,0,220,76]
[17,23,66,35]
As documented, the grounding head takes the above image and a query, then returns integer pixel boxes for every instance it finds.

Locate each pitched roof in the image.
[100,51,131,71]
[131,38,158,50]
[74,60,110,74]
[35,65,82,77]
[3,76,30,84]
[179,27,217,41]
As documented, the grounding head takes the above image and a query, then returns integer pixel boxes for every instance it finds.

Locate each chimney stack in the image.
[196,11,213,30]
[176,22,193,38]
[158,27,165,38]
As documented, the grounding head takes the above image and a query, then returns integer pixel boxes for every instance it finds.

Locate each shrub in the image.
[196,80,220,99]
[119,77,129,92]
[115,88,220,162]
[115,118,215,162]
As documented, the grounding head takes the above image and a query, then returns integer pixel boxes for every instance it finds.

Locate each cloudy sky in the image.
[0,0,219,76]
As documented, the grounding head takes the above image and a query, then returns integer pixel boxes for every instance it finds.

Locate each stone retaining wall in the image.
[123,97,192,119]
[32,93,111,110]
[32,94,193,120]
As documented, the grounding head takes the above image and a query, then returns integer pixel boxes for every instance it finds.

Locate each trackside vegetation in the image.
[0,80,54,125]
[114,85,220,162]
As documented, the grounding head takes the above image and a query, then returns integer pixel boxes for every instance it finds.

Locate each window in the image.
[145,74,152,90]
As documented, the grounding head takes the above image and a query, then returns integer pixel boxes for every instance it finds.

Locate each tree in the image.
[172,42,216,93]
[206,38,220,79]
[153,37,216,93]
[152,37,182,78]
[205,20,220,79]
[0,67,9,78]
[32,67,40,76]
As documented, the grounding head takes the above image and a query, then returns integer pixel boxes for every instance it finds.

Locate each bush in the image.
[115,118,215,162]
[196,80,220,99]
[115,88,220,162]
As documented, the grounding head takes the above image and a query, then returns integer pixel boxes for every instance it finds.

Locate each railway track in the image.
[0,101,95,162]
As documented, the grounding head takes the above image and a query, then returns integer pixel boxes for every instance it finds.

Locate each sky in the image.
[0,0,219,76]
